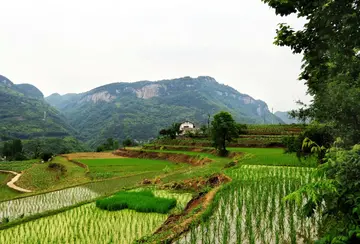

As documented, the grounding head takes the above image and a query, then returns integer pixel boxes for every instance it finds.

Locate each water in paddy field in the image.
[0,186,100,222]
[177,166,323,244]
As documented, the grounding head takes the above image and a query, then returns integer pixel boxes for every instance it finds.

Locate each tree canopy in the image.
[211,111,239,156]
[159,123,182,140]
[262,0,360,145]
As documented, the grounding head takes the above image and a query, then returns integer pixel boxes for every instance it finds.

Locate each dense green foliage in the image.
[1,139,25,161]
[262,0,360,145]
[96,191,176,214]
[282,123,334,162]
[211,112,239,156]
[0,75,77,140]
[159,123,182,139]
[45,76,283,147]
[1,137,87,160]
[262,2,360,240]
[96,138,119,152]
[285,143,360,243]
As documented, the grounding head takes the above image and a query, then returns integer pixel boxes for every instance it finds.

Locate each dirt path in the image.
[0,170,32,193]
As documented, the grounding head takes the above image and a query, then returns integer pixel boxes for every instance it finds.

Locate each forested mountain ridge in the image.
[46,76,284,147]
[0,74,77,140]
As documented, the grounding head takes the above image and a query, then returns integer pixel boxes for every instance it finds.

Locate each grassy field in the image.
[0,159,38,172]
[0,173,20,201]
[79,158,188,180]
[16,157,89,192]
[0,190,192,244]
[229,147,317,167]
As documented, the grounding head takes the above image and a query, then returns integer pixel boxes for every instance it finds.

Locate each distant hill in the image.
[274,111,306,124]
[0,75,77,140]
[46,76,284,147]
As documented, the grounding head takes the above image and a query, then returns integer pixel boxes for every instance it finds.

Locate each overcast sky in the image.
[0,0,311,111]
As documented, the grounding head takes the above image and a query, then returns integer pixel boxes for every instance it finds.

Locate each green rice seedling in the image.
[96,191,177,214]
[0,189,188,244]
[0,186,99,222]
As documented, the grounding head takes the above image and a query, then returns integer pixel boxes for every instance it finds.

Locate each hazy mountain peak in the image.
[0,75,14,88]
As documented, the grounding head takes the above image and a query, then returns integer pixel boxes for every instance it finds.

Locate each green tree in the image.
[1,139,25,161]
[122,138,133,148]
[158,123,181,139]
[113,140,119,150]
[211,111,239,156]
[262,0,360,145]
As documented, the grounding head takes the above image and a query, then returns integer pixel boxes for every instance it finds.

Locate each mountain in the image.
[46,76,284,147]
[46,93,80,110]
[0,75,77,140]
[275,111,304,124]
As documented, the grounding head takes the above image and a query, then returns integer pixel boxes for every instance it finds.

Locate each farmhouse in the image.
[180,121,195,131]
[179,121,198,135]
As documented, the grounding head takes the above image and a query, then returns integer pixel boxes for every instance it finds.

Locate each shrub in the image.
[96,191,177,214]
[48,163,67,175]
[40,152,53,162]
[283,123,334,163]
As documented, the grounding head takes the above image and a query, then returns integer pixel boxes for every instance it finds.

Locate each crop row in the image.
[179,165,321,244]
[0,187,99,222]
[0,190,192,243]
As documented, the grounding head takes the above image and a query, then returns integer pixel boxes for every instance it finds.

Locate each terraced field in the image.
[0,146,319,243]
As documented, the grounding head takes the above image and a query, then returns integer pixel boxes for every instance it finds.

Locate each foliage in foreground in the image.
[286,143,360,243]
[262,0,360,145]
[282,123,334,163]
[96,191,177,214]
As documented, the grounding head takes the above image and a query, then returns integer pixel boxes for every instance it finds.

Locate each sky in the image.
[0,0,311,112]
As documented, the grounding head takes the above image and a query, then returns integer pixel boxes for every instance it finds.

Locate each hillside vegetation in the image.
[0,75,77,140]
[46,76,284,147]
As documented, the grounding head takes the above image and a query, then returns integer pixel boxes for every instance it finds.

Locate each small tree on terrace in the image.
[159,123,182,139]
[211,111,239,156]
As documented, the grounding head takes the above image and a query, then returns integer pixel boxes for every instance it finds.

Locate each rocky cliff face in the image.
[135,84,164,99]
[45,76,283,146]
[80,91,116,103]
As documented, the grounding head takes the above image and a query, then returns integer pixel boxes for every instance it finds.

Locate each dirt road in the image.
[0,170,32,193]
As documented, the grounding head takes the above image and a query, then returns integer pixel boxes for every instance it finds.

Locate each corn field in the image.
[179,165,323,244]
[0,186,99,222]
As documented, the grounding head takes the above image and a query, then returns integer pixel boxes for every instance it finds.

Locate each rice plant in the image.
[96,190,177,213]
[0,203,166,244]
[179,165,323,244]
[0,186,100,222]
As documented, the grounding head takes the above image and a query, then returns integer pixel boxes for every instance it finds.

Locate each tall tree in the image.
[211,111,239,156]
[262,0,360,144]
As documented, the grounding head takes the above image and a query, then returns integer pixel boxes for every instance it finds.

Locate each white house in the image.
[179,121,195,131]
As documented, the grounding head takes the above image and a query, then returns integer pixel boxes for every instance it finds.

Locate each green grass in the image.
[0,159,38,172]
[96,190,177,214]
[79,158,188,180]
[0,173,20,201]
[16,157,89,192]
[229,147,317,167]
